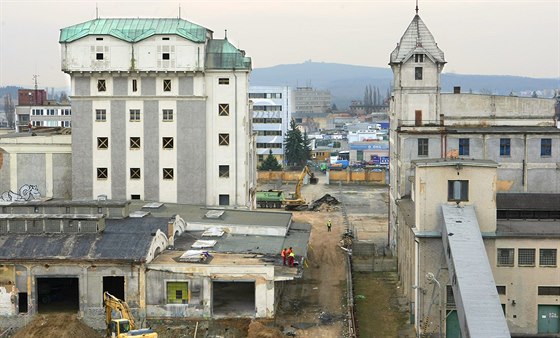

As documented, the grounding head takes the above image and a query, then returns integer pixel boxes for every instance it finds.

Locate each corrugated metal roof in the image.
[59,18,209,43]
[390,15,445,64]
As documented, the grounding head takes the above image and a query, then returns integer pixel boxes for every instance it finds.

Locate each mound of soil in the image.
[12,313,101,338]
[247,320,286,338]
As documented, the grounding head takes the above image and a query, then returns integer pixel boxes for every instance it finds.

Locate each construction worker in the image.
[288,250,295,267]
[281,248,287,265]
[327,219,332,232]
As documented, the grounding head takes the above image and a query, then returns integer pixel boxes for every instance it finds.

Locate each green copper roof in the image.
[205,39,252,70]
[59,18,209,43]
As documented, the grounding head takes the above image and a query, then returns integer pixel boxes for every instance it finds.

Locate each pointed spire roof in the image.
[390,14,445,64]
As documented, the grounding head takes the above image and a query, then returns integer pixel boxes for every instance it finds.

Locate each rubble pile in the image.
[308,194,340,211]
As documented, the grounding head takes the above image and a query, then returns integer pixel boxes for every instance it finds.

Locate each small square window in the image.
[162,53,170,60]
[539,249,557,266]
[500,138,511,156]
[97,137,109,149]
[130,109,140,122]
[166,282,188,304]
[163,168,174,180]
[132,79,138,92]
[496,286,506,295]
[163,137,174,149]
[415,67,423,80]
[418,138,428,156]
[163,109,174,122]
[497,248,514,267]
[96,53,104,60]
[130,168,141,179]
[97,79,106,92]
[218,104,230,116]
[97,168,108,179]
[448,180,468,202]
[163,79,171,92]
[518,248,535,266]
[218,78,230,85]
[95,109,107,122]
[541,138,552,157]
[219,165,230,178]
[219,133,230,146]
[130,137,141,149]
[219,194,230,206]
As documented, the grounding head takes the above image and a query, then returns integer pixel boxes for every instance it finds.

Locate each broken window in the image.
[163,168,174,180]
[162,137,174,149]
[130,137,141,149]
[97,137,109,149]
[97,79,106,92]
[130,168,141,179]
[163,79,171,92]
[167,282,188,304]
[218,104,230,116]
[97,168,108,179]
[219,133,230,146]
[219,165,230,178]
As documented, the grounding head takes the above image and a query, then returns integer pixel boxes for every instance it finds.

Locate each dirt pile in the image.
[247,320,286,338]
[11,313,101,338]
[308,194,340,211]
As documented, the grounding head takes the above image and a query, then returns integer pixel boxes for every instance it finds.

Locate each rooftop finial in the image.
[96,2,99,19]
[415,0,419,15]
[225,29,228,40]
[178,4,181,19]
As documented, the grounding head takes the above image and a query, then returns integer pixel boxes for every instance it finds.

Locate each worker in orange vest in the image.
[281,248,287,265]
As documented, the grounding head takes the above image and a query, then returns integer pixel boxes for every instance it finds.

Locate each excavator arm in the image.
[104,292,136,330]
[284,165,317,210]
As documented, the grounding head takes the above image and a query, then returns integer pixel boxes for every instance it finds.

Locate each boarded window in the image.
[167,282,188,304]
[219,104,230,116]
[97,168,108,179]
[163,168,174,180]
[97,137,108,149]
[97,79,106,92]
[163,79,171,91]
[163,137,174,149]
[219,133,230,146]
[130,168,141,179]
[219,165,230,178]
[130,137,141,149]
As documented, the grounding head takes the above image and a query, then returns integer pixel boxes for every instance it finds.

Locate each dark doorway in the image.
[103,276,125,300]
[18,293,28,313]
[36,277,79,313]
[212,281,255,316]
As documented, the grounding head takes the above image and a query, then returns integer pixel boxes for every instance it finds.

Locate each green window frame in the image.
[167,281,188,304]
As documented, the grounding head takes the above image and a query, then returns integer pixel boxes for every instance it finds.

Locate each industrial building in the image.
[388,9,560,337]
[59,18,256,207]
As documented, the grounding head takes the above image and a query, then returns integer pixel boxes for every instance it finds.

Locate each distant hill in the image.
[250,61,559,109]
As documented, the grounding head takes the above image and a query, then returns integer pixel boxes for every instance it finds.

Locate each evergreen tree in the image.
[258,150,282,171]
[284,119,310,168]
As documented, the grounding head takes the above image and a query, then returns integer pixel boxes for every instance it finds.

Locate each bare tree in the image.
[3,94,15,129]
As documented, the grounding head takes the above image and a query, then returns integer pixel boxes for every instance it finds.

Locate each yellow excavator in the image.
[283,165,318,210]
[104,292,158,338]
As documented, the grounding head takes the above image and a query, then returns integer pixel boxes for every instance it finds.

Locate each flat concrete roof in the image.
[412,158,498,168]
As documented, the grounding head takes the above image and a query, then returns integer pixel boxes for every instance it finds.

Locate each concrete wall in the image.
[52,153,72,198]
[72,100,93,199]
[0,150,10,194]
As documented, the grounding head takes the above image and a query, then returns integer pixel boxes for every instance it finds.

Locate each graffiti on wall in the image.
[0,184,41,202]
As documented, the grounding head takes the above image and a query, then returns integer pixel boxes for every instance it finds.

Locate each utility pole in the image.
[426,272,443,338]
[32,74,39,105]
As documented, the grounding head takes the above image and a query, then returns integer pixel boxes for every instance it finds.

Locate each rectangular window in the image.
[539,249,557,266]
[163,168,174,180]
[97,168,108,180]
[162,53,170,60]
[96,53,104,60]
[496,286,506,295]
[96,37,103,41]
[218,103,230,116]
[459,138,470,156]
[219,165,230,178]
[447,180,469,202]
[162,37,170,41]
[538,286,560,296]
[219,194,230,206]
[97,137,108,149]
[131,194,141,200]
[130,168,141,179]
[415,67,423,80]
[132,79,138,92]
[130,137,141,149]
[167,282,188,304]
[95,109,107,122]
[219,133,230,146]
[129,109,140,122]
[446,285,455,307]
[219,78,230,85]
[418,138,428,156]
[518,248,536,266]
[162,137,174,149]
[414,54,424,62]
[162,109,174,122]
[499,138,511,156]
[97,79,106,92]
[163,79,171,92]
[497,248,514,267]
[541,138,552,157]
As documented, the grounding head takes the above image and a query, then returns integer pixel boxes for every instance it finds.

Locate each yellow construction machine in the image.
[283,165,318,210]
[104,292,158,338]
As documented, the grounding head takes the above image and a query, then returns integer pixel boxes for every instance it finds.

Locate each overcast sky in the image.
[0,0,559,88]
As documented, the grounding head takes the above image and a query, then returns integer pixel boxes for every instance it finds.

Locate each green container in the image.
[256,190,284,208]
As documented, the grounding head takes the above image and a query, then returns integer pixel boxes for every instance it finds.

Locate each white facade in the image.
[15,105,72,132]
[60,18,255,207]
[249,86,292,165]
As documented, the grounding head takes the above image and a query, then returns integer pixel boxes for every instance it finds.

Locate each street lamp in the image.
[426,272,443,338]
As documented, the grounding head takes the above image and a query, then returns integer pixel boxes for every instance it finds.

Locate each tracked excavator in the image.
[283,165,318,210]
[104,292,158,338]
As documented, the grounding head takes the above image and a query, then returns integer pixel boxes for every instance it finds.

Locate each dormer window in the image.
[414,54,424,62]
